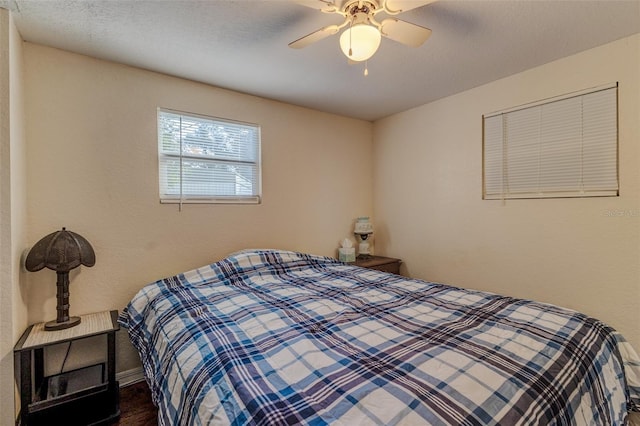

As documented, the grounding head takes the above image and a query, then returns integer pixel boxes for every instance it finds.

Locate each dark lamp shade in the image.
[25,227,96,331]
[26,227,95,273]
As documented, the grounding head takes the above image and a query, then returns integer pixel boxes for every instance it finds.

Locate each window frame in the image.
[482,83,619,200]
[157,108,262,205]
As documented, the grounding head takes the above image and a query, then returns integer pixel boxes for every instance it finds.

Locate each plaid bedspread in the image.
[120,249,640,425]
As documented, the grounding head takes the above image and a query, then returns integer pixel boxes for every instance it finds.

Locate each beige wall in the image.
[0,11,11,423]
[373,34,640,351]
[0,8,28,422]
[23,43,373,372]
[9,9,27,343]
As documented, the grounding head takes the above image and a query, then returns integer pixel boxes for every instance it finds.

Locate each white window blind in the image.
[483,84,618,199]
[158,109,261,204]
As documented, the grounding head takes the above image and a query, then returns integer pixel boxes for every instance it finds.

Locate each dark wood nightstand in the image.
[353,255,402,275]
[14,310,120,426]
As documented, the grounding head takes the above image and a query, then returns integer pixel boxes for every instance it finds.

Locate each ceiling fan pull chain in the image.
[364,61,369,76]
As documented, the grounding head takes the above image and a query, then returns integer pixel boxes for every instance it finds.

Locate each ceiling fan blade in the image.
[380,18,432,47]
[289,25,341,49]
[383,0,437,14]
[293,0,341,12]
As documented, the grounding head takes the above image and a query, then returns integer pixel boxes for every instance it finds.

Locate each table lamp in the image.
[354,217,373,259]
[25,227,96,331]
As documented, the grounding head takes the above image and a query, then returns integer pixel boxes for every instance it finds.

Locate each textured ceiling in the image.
[2,0,640,121]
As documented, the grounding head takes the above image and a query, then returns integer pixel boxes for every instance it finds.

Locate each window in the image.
[483,84,618,200]
[158,109,261,204]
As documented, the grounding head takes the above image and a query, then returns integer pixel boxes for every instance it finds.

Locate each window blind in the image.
[158,109,261,204]
[483,84,618,199]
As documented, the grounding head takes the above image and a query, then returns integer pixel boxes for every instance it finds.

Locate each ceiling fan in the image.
[289,0,436,65]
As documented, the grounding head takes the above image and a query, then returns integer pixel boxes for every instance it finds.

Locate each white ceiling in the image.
[2,0,639,121]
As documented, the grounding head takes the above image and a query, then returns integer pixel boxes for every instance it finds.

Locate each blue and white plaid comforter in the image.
[120,249,640,425]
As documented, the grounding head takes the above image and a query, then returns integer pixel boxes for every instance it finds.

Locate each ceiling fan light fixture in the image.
[339,24,381,62]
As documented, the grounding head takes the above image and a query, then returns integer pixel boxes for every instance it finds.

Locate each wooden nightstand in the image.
[14,310,120,426]
[353,255,402,275]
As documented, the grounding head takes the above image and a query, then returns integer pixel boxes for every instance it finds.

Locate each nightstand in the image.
[14,310,120,426]
[353,255,402,275]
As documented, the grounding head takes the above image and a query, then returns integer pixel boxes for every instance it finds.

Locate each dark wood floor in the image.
[113,381,158,425]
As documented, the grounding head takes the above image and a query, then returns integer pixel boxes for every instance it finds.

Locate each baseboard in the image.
[116,367,145,387]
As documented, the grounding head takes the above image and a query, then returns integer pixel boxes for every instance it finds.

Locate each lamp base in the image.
[45,316,81,331]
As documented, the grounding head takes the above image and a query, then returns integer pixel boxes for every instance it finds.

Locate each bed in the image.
[120,249,640,425]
